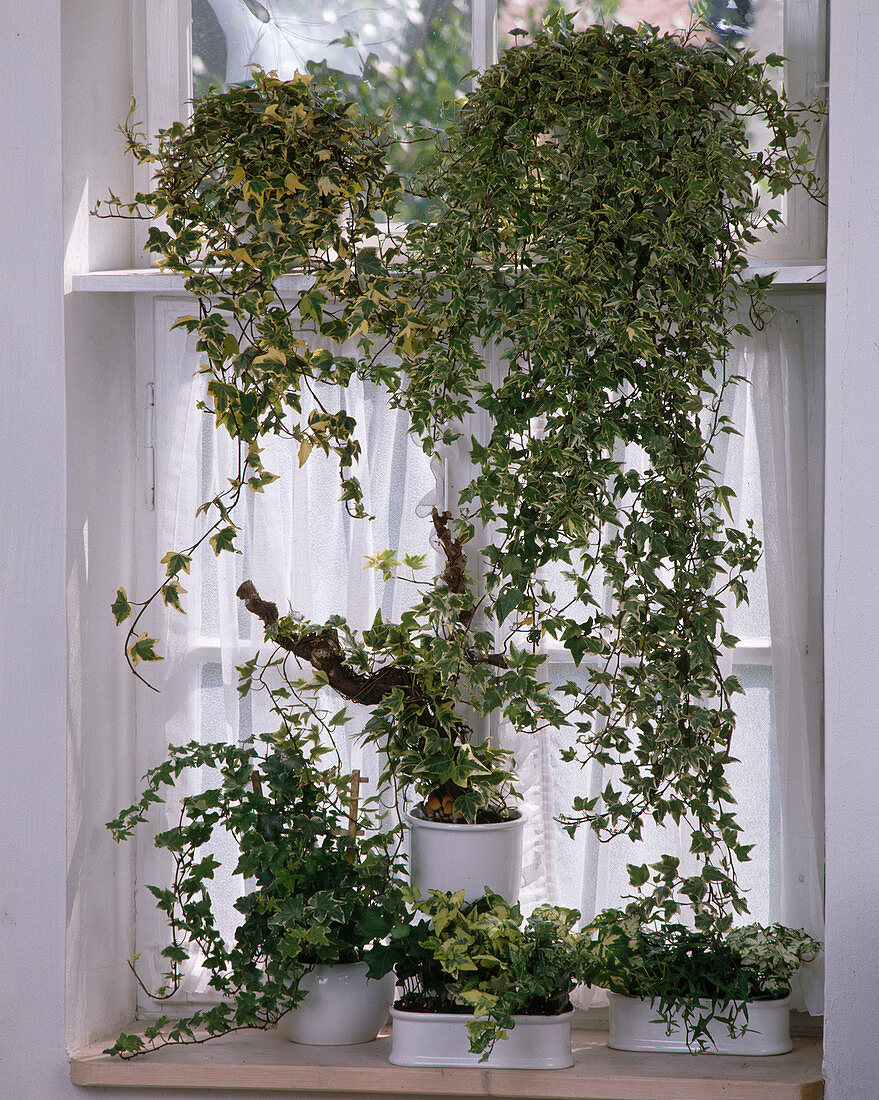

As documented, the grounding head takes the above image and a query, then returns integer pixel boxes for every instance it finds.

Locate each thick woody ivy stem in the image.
[432,507,467,593]
[431,506,475,629]
[238,508,506,682]
[237,580,413,705]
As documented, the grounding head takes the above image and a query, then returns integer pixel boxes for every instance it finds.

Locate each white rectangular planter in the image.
[389,1007,574,1068]
[607,992,792,1055]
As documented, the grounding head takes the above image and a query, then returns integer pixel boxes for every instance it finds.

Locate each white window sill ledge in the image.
[70,264,828,294]
[70,1026,823,1099]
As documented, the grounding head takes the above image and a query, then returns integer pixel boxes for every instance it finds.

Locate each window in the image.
[127,0,826,1019]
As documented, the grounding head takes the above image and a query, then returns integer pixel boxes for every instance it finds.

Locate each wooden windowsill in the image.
[70,1026,823,1099]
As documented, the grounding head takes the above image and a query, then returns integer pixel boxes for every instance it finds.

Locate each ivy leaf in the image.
[298,289,326,326]
[298,439,314,467]
[452,789,484,824]
[494,586,524,625]
[627,863,650,889]
[112,588,132,625]
[247,471,280,493]
[252,348,287,367]
[364,549,400,581]
[160,580,187,613]
[209,527,239,556]
[230,247,258,268]
[128,633,163,666]
[562,627,588,667]
[161,551,192,577]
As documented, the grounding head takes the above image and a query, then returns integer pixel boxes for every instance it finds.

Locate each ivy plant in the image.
[580,905,821,1050]
[99,68,422,682]
[101,18,825,998]
[396,12,823,923]
[370,888,585,1059]
[104,664,407,1058]
[235,505,564,823]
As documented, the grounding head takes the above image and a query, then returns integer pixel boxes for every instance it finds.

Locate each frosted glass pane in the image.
[193,0,466,88]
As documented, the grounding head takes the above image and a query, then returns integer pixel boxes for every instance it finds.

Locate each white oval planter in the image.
[404,808,525,903]
[279,962,395,1046]
[607,992,792,1055]
[389,1007,574,1068]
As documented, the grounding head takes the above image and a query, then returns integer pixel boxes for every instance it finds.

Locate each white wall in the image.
[0,2,140,1097]
[0,6,70,1096]
[823,2,879,1099]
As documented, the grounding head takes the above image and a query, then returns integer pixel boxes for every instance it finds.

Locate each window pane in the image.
[499,1,783,54]
[191,0,472,218]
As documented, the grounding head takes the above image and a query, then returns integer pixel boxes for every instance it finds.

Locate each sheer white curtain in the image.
[749,315,825,1012]
[501,310,825,1014]
[136,328,439,1006]
[137,308,823,1016]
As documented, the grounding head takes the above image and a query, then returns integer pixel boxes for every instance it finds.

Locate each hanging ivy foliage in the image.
[98,69,427,678]
[102,14,823,926]
[398,13,821,924]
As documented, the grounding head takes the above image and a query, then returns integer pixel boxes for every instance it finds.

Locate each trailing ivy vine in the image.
[98,69,423,680]
[397,13,822,925]
[104,661,407,1058]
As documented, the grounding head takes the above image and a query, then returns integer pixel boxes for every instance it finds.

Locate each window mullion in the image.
[471,0,498,72]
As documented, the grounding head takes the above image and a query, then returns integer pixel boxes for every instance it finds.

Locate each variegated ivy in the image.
[369,888,584,1060]
[580,907,821,1048]
[99,69,418,681]
[396,13,822,925]
[104,17,823,926]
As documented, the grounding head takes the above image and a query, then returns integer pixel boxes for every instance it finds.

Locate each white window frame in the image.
[118,0,827,1013]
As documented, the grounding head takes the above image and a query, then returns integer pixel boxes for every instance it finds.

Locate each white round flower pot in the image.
[389,1007,574,1068]
[607,992,792,1055]
[279,962,395,1046]
[404,808,525,903]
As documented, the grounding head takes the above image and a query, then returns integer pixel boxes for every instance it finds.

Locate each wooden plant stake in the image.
[346,769,368,861]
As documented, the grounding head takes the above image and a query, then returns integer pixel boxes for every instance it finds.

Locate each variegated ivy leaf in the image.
[111,588,132,625]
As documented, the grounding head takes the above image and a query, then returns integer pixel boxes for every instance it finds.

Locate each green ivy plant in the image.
[581,906,821,1050]
[371,888,584,1060]
[396,12,823,923]
[100,68,537,823]
[99,18,826,1044]
[104,675,407,1057]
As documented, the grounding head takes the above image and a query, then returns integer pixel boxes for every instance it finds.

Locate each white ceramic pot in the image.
[606,992,793,1055]
[389,1007,574,1068]
[279,962,395,1046]
[404,808,525,903]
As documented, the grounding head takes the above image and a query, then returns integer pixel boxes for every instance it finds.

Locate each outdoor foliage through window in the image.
[191,1,783,220]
